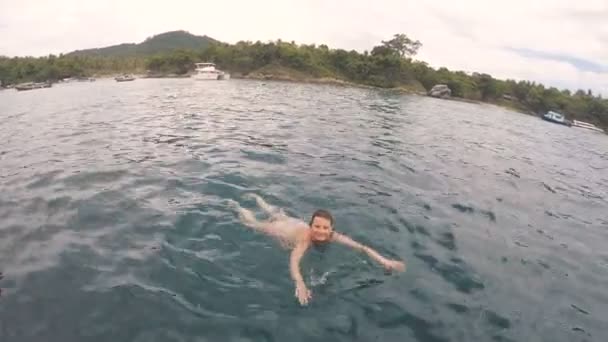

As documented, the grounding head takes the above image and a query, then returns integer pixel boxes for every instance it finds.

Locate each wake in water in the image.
[229,194,406,305]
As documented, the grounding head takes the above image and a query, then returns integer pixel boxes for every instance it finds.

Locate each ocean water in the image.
[0,79,606,342]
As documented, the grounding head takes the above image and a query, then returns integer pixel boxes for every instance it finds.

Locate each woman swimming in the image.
[230,194,406,305]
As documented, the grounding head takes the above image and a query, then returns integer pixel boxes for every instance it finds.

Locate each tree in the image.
[370,45,399,57]
[381,34,422,58]
[474,73,500,101]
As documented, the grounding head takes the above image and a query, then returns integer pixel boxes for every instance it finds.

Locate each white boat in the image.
[15,81,52,91]
[115,74,135,82]
[572,120,605,133]
[192,63,230,80]
[542,111,572,126]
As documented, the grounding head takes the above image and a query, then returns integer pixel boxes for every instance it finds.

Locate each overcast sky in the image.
[1,0,607,94]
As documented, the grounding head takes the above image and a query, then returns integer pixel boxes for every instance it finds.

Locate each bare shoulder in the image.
[331,231,348,242]
[331,232,363,249]
[295,226,311,242]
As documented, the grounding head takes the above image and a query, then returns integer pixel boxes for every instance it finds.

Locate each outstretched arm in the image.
[332,232,406,272]
[290,234,311,305]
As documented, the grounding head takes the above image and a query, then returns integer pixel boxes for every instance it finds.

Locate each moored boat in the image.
[15,82,52,91]
[572,120,605,133]
[542,111,572,127]
[192,62,230,80]
[115,74,136,82]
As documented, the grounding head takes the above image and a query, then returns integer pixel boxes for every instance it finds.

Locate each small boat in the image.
[572,120,605,133]
[115,74,136,82]
[192,62,230,80]
[15,82,52,91]
[542,111,572,127]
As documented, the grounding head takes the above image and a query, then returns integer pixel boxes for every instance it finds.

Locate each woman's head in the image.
[309,209,334,242]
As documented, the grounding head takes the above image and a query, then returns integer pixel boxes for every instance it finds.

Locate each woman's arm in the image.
[332,232,406,272]
[290,233,312,305]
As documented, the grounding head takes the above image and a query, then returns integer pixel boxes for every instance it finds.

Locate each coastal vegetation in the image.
[1,31,606,130]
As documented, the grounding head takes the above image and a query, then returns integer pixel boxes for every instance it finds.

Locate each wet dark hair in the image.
[309,209,334,226]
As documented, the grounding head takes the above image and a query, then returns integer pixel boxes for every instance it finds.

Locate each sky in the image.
[1,0,607,94]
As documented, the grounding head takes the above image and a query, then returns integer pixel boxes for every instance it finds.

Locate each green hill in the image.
[67,30,218,57]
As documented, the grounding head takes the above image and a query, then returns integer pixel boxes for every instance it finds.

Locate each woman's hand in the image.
[381,258,406,272]
[295,281,312,306]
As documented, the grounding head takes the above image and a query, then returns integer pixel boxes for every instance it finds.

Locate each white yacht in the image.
[192,63,230,80]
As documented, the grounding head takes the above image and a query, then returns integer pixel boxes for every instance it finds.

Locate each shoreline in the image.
[234,73,540,118]
[233,73,376,90]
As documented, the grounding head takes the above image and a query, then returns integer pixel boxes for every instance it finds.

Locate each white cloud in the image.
[0,0,606,94]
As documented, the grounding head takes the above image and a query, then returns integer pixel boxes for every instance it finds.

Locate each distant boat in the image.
[115,74,136,82]
[572,120,605,133]
[15,82,52,91]
[542,111,572,127]
[192,62,230,80]
[62,76,95,82]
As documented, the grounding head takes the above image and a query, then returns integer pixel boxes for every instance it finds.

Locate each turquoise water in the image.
[0,79,606,342]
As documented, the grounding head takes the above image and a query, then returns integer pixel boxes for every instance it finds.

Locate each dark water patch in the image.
[244,136,288,150]
[481,210,497,222]
[414,253,485,293]
[450,257,464,264]
[571,304,590,315]
[341,278,385,293]
[445,303,470,313]
[62,169,129,188]
[25,170,63,189]
[434,232,457,251]
[542,182,557,193]
[505,168,520,178]
[452,203,475,213]
[241,149,286,164]
[537,260,551,269]
[143,134,193,145]
[409,288,431,302]
[324,314,358,338]
[239,326,275,342]
[416,253,439,267]
[545,210,558,218]
[319,172,337,177]
[198,172,253,196]
[358,184,392,197]
[44,196,73,216]
[536,229,555,240]
[415,224,431,236]
[0,224,26,239]
[68,191,132,229]
[397,217,417,234]
[571,327,591,337]
[410,240,425,251]
[385,221,400,233]
[484,310,511,329]
[367,103,400,114]
[363,301,448,342]
[363,159,382,169]
[125,155,156,164]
